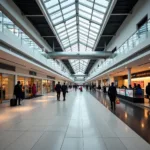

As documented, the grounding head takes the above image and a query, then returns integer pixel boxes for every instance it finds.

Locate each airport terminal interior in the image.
[0,0,150,149]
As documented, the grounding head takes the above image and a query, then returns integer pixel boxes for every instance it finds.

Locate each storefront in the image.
[42,79,52,94]
[0,73,15,103]
[123,70,150,94]
[17,76,42,99]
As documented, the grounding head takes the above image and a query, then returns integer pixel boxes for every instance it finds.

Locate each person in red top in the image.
[32,84,37,97]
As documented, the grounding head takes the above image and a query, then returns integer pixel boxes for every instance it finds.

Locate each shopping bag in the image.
[116,98,120,104]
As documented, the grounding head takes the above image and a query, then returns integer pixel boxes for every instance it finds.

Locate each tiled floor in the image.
[0,90,150,150]
[91,90,150,144]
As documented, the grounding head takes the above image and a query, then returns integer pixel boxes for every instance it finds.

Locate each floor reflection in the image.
[91,90,150,144]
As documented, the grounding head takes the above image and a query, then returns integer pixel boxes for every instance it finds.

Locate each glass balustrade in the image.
[0,11,71,78]
[88,19,150,79]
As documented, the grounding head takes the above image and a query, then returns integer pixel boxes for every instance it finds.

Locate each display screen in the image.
[126,89,133,98]
[119,89,126,96]
[117,88,120,94]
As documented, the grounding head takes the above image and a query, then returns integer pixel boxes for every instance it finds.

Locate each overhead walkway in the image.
[0,90,150,150]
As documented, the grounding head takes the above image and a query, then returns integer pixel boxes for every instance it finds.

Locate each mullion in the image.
[47,1,74,15]
[79,2,105,14]
[52,9,75,22]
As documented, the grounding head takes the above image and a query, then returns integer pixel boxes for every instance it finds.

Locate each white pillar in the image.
[96,80,99,87]
[127,68,131,88]
[109,76,114,85]
[15,74,18,84]
[101,79,103,87]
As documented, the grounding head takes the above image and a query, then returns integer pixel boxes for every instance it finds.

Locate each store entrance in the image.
[0,73,14,103]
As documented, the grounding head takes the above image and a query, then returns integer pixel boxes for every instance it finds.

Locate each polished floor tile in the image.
[83,138,107,150]
[0,90,150,150]
[5,131,43,150]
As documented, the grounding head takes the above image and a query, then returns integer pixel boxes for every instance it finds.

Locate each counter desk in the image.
[117,88,144,103]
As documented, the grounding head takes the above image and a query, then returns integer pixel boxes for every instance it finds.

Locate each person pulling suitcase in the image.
[14,81,22,105]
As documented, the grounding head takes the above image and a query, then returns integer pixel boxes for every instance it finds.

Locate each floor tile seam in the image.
[60,112,75,150]
[30,130,47,150]
[3,130,25,150]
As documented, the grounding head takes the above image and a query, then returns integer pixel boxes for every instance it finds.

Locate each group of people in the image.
[14,81,37,105]
[55,82,68,101]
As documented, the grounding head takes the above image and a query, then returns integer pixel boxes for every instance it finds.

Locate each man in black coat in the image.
[55,82,62,101]
[146,83,150,103]
[14,81,22,105]
[108,82,117,110]
[61,83,68,101]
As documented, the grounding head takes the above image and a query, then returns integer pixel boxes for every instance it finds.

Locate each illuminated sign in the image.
[119,89,126,96]
[126,89,133,98]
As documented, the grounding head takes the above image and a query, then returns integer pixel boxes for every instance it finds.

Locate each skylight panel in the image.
[45,0,59,8]
[62,4,75,14]
[51,11,62,20]
[66,21,76,29]
[48,5,60,14]
[79,0,93,8]
[64,11,76,20]
[94,4,106,13]
[93,11,104,19]
[95,0,109,7]
[53,16,63,24]
[42,0,112,74]
[79,10,91,20]
[61,0,75,8]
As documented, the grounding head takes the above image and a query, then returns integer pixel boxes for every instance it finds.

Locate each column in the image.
[127,68,131,88]
[101,79,103,87]
[15,74,18,84]
[96,80,99,87]
[109,76,114,85]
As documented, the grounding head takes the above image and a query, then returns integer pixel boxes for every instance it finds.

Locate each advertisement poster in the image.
[126,89,133,98]
[131,81,144,88]
[119,89,125,96]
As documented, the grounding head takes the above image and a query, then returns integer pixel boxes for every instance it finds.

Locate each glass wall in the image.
[0,73,14,102]
[34,78,42,95]
[18,76,43,98]
[42,80,52,94]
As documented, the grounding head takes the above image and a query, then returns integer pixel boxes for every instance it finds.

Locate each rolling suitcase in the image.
[10,98,17,106]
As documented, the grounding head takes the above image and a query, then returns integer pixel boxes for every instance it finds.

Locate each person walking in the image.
[32,84,37,97]
[55,82,62,101]
[108,82,117,110]
[146,83,150,103]
[14,81,22,105]
[61,83,68,101]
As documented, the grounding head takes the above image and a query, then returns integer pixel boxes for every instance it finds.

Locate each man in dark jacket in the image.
[14,81,22,105]
[108,82,117,110]
[55,82,62,101]
[146,83,150,103]
[61,83,68,101]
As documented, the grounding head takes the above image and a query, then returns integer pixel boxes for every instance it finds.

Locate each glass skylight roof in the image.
[42,0,111,73]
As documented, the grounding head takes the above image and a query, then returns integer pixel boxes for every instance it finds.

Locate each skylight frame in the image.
[42,0,111,73]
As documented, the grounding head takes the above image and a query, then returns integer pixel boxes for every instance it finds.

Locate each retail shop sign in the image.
[29,71,37,76]
[126,89,133,98]
[47,76,55,80]
[132,70,150,78]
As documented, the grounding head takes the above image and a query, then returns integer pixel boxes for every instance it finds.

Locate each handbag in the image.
[116,98,120,104]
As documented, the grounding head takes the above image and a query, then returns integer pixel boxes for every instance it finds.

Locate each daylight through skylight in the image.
[42,0,111,73]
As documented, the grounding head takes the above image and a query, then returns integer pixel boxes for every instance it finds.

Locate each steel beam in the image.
[48,51,115,59]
